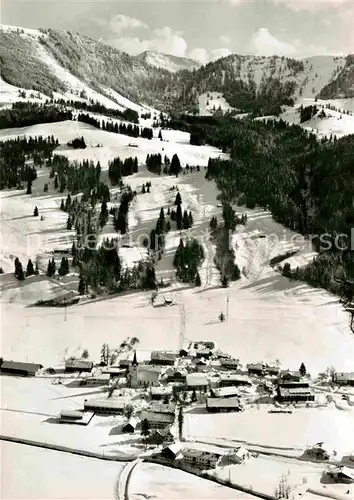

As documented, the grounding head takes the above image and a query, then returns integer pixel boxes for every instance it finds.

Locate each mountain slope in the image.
[0,24,353,115]
[136,50,200,72]
[317,56,354,99]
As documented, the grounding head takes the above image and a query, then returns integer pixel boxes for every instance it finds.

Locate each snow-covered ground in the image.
[0,121,227,169]
[129,462,256,500]
[1,442,125,500]
[185,406,354,458]
[198,92,234,115]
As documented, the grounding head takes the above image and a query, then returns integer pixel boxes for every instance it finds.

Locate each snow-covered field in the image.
[0,121,227,168]
[185,406,354,458]
[129,462,256,500]
[198,92,234,115]
[2,104,354,500]
[1,442,124,500]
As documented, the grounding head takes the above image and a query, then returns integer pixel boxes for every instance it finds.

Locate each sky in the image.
[1,0,353,62]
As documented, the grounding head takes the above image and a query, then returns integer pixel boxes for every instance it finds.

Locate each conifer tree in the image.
[170,154,181,177]
[299,362,307,377]
[78,276,86,295]
[67,215,73,230]
[183,210,190,229]
[174,192,182,206]
[26,259,35,277]
[33,206,39,217]
[176,204,183,230]
[26,179,32,195]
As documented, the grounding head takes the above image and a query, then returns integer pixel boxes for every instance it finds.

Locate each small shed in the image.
[122,417,140,433]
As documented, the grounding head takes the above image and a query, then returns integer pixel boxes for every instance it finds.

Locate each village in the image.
[1,338,354,498]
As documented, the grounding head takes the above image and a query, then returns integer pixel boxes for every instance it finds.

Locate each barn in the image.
[0,360,43,377]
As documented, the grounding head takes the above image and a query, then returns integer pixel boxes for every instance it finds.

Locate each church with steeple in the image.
[127,351,139,388]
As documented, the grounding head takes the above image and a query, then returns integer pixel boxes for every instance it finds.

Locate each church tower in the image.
[128,351,139,388]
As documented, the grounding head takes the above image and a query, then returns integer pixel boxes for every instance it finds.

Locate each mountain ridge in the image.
[1,24,353,115]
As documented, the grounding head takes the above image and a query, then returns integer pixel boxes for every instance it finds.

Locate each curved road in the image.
[117,458,142,500]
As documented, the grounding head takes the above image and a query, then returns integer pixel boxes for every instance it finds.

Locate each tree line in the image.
[0,102,73,129]
[77,113,153,139]
[52,98,139,123]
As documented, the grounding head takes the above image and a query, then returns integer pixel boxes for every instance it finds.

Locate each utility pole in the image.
[64,304,67,322]
[226,295,229,320]
[179,303,186,351]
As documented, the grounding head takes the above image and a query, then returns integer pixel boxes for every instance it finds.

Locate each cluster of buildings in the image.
[159,443,252,469]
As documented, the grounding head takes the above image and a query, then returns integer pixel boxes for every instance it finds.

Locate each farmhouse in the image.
[83,373,110,385]
[195,349,213,359]
[65,358,93,373]
[148,428,174,445]
[193,341,215,350]
[59,410,94,425]
[231,446,251,464]
[150,386,173,400]
[219,374,252,387]
[306,443,332,460]
[140,410,175,429]
[334,372,354,386]
[165,368,187,383]
[149,402,176,414]
[119,359,132,369]
[206,397,243,412]
[194,360,208,372]
[210,386,239,398]
[220,358,239,370]
[150,351,177,366]
[186,373,208,390]
[279,370,301,382]
[102,367,126,378]
[278,381,310,389]
[327,466,354,484]
[182,447,222,469]
[0,360,43,377]
[122,417,140,433]
[83,398,127,414]
[247,363,265,376]
[161,443,183,460]
[277,386,315,403]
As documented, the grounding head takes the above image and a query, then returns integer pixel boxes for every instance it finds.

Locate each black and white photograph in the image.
[0,0,354,498]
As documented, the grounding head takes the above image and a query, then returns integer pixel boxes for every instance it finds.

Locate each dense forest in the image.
[52,98,139,123]
[167,114,354,296]
[0,102,73,129]
[0,135,58,189]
